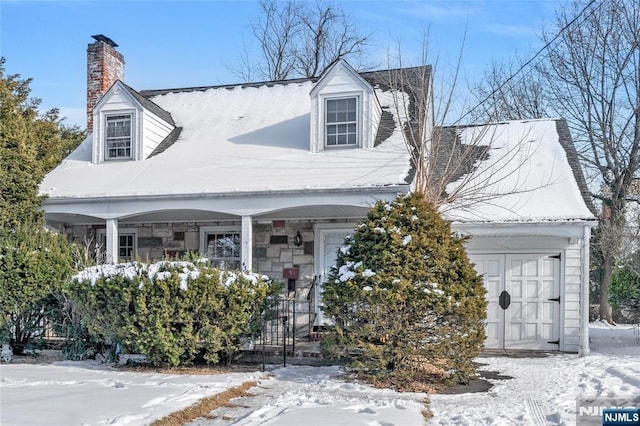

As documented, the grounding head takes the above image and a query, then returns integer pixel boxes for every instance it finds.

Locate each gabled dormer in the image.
[310,60,382,153]
[91,80,176,164]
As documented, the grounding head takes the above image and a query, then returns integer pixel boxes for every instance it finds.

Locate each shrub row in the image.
[67,261,280,366]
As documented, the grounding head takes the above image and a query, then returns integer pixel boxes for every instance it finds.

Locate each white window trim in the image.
[101,109,137,161]
[321,93,362,150]
[199,225,242,268]
[96,228,138,262]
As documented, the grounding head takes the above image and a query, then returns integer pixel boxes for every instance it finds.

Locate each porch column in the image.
[105,218,119,264]
[241,215,253,272]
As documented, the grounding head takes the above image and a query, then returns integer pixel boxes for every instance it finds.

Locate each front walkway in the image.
[186,365,428,425]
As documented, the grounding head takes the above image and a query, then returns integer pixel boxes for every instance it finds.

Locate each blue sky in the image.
[1,0,563,128]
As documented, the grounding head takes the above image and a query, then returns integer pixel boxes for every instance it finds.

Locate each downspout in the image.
[579,224,592,356]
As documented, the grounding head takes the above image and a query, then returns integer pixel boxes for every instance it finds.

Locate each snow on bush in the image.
[321,193,486,386]
[67,261,280,367]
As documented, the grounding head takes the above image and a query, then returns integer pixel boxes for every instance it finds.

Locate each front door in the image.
[314,225,353,325]
[470,253,561,350]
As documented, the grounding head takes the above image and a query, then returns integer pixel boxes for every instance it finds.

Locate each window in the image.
[105,114,132,159]
[206,232,241,270]
[118,234,135,260]
[96,229,137,262]
[326,97,357,147]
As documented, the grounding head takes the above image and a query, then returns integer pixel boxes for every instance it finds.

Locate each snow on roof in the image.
[442,119,596,223]
[40,71,595,223]
[40,80,411,199]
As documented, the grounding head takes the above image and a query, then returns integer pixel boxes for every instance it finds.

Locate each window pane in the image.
[325,98,357,147]
[117,234,135,260]
[206,232,241,269]
[106,115,132,159]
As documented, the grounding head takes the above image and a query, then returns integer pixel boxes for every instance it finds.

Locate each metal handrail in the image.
[308,275,320,341]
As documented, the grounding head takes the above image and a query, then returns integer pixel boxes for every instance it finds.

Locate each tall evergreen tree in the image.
[0,57,85,228]
[0,57,84,352]
[321,194,486,387]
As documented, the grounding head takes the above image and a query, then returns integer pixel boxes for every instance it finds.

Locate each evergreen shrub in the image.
[0,225,74,354]
[321,193,486,385]
[610,265,640,323]
[67,261,279,366]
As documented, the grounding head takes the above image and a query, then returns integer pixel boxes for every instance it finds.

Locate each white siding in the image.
[92,89,140,164]
[562,242,583,353]
[141,110,174,159]
[92,82,175,163]
[367,92,382,149]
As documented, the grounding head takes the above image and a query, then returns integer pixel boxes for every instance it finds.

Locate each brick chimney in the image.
[87,35,124,132]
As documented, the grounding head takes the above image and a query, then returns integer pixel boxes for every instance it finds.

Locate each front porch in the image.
[44,195,396,345]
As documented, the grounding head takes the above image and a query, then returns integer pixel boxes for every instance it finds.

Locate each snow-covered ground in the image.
[0,322,638,425]
[430,322,640,425]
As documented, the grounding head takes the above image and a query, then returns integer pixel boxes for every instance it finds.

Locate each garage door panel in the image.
[486,323,501,343]
[487,303,500,318]
[510,259,523,276]
[526,302,538,320]
[524,259,538,276]
[542,301,555,318]
[524,323,537,338]
[541,323,554,339]
[486,278,501,297]
[510,302,523,320]
[510,280,523,297]
[526,280,538,298]
[471,253,561,351]
[506,254,560,350]
[508,323,522,340]
[470,255,504,349]
[487,260,501,276]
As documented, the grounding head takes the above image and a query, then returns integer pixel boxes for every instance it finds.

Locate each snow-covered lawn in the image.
[430,322,640,425]
[1,322,638,425]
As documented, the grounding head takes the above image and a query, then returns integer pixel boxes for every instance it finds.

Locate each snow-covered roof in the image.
[40,66,595,224]
[40,77,411,199]
[442,119,596,223]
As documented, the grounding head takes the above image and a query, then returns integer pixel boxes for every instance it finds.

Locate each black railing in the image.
[255,279,321,365]
[308,275,319,339]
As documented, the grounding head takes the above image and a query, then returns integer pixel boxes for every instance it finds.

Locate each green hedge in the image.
[67,261,280,366]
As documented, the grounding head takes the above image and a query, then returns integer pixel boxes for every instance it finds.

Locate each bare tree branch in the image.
[233,0,369,81]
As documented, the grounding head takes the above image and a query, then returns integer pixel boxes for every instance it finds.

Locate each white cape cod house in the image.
[41,36,597,354]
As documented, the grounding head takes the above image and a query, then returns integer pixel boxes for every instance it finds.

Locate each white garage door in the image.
[470,253,561,351]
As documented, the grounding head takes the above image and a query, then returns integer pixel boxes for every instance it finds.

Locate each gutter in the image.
[42,184,411,205]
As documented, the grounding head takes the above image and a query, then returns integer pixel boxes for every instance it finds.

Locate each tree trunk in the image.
[599,252,614,323]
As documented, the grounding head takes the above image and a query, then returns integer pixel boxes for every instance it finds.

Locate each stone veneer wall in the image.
[66,221,240,262]
[253,221,315,290]
[65,219,357,293]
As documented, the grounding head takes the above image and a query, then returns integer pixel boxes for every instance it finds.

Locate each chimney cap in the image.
[91,34,118,48]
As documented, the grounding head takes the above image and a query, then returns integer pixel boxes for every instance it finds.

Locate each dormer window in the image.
[105,114,132,159]
[310,61,381,153]
[326,97,358,147]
